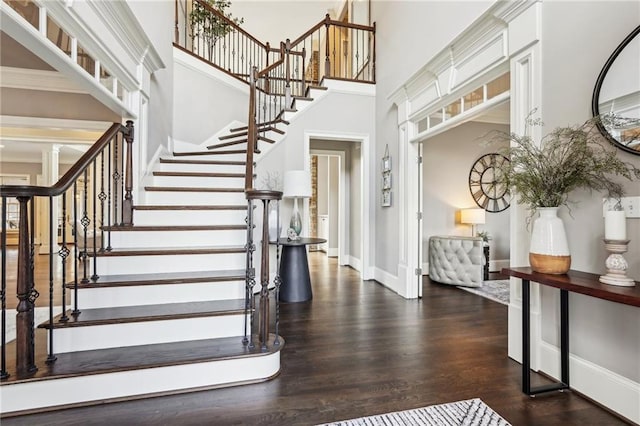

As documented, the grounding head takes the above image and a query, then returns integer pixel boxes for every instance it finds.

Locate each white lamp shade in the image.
[461,208,486,225]
[283,170,312,198]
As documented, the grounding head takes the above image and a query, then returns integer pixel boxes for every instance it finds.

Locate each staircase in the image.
[0,149,283,416]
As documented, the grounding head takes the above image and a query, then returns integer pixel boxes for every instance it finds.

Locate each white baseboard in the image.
[327,248,339,257]
[422,262,429,275]
[539,341,639,424]
[490,259,509,272]
[346,255,361,272]
[373,267,401,296]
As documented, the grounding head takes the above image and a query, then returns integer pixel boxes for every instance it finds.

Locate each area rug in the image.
[458,280,510,305]
[319,398,511,425]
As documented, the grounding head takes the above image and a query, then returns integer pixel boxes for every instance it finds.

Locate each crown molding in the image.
[388,0,538,107]
[86,1,165,73]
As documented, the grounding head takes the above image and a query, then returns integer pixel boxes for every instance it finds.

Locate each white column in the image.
[39,144,61,254]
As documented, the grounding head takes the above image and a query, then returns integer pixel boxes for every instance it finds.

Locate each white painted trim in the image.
[507,300,542,371]
[0,66,87,93]
[347,255,361,272]
[86,1,164,73]
[539,341,640,424]
[422,262,429,276]
[0,2,136,118]
[304,130,372,281]
[1,351,280,414]
[310,149,347,267]
[0,115,112,131]
[373,267,401,296]
[489,259,510,272]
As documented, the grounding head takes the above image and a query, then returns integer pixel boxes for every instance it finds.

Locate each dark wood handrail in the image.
[289,14,375,49]
[0,123,128,198]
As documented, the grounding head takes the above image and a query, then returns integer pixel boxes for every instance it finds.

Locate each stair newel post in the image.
[285,38,292,109]
[273,199,281,346]
[122,121,134,226]
[243,198,256,348]
[15,196,38,374]
[258,198,270,349]
[1,197,9,378]
[324,14,331,80]
[46,196,57,364]
[174,0,179,44]
[59,192,69,322]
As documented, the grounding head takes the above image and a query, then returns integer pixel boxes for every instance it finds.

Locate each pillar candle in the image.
[604,210,626,240]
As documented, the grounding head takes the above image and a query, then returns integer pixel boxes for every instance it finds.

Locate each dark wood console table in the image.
[275,237,326,303]
[502,267,639,396]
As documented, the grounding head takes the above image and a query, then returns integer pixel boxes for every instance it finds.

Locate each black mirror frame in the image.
[591,25,640,156]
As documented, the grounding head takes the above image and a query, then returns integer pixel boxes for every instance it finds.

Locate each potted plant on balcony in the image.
[190,0,244,61]
[488,113,640,274]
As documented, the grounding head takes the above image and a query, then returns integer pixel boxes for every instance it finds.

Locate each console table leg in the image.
[560,289,569,386]
[522,278,531,394]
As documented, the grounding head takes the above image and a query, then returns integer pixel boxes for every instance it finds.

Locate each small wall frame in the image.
[381,144,392,207]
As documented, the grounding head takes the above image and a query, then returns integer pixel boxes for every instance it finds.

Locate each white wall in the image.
[538,0,640,384]
[229,1,340,46]
[370,0,494,276]
[423,121,510,265]
[127,1,175,164]
[172,55,249,146]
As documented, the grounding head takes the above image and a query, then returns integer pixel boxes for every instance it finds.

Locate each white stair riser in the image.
[73,281,245,309]
[293,99,313,112]
[133,209,246,226]
[145,191,246,205]
[172,153,247,162]
[0,351,280,414]
[151,175,245,188]
[52,315,248,353]
[109,229,247,248]
[158,162,246,173]
[94,252,245,275]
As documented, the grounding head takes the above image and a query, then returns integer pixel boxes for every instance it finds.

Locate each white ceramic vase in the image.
[529,207,571,274]
[268,205,279,242]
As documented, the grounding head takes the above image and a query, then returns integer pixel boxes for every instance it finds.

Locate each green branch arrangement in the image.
[190,0,244,58]
[486,113,640,214]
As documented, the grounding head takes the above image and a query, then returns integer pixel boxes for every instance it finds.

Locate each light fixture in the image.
[283,170,311,239]
[460,208,486,237]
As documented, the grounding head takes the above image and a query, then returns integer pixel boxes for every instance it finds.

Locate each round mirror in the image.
[592,25,640,155]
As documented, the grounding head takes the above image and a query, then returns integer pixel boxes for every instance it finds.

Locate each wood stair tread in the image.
[88,245,245,257]
[144,186,244,192]
[66,269,245,288]
[102,225,247,231]
[39,299,246,329]
[134,205,247,210]
[159,158,246,165]
[206,139,247,150]
[1,331,282,384]
[152,171,246,178]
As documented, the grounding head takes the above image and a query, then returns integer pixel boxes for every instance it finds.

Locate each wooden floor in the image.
[1,252,628,425]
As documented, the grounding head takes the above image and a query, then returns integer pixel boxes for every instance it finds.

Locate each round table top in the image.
[273,237,327,246]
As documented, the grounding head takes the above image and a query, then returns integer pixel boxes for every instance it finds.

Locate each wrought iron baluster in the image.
[113,135,120,228]
[243,199,256,348]
[91,160,99,281]
[107,140,112,251]
[274,199,281,346]
[99,150,106,251]
[119,134,125,226]
[72,183,80,315]
[81,170,90,284]
[59,193,69,322]
[46,196,57,364]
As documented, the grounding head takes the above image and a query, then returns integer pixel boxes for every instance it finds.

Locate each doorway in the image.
[307,136,366,277]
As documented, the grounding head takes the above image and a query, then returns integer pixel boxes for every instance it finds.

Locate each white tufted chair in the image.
[428,235,485,287]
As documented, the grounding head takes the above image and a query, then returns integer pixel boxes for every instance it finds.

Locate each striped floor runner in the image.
[319,398,511,426]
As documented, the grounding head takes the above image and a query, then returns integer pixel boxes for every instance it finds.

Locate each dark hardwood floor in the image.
[1,252,629,425]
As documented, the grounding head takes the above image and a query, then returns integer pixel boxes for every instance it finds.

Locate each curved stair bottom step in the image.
[1,335,283,416]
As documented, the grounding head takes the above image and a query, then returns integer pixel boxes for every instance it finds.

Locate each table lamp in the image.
[283,170,311,240]
[461,208,486,237]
